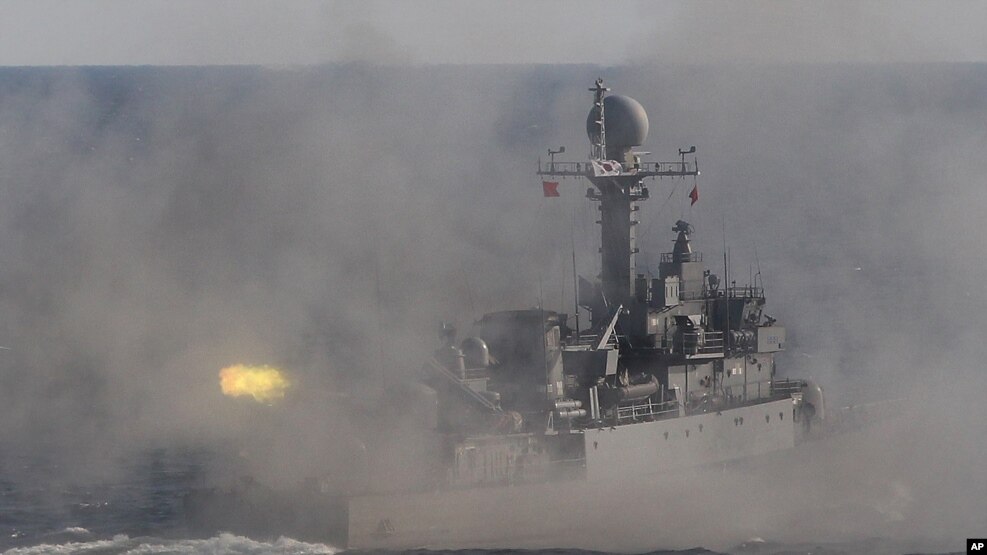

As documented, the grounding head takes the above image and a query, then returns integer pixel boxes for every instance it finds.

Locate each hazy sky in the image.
[2,0,987,66]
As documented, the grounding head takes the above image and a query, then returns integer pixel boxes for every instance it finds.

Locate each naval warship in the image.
[186,79,828,549]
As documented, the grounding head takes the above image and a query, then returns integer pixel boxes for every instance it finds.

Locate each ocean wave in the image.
[1,533,338,555]
[59,528,91,536]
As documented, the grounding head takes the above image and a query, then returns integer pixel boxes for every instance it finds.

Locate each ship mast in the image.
[538,79,699,325]
[589,78,608,161]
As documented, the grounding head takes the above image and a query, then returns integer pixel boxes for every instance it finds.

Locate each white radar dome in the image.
[586,95,649,148]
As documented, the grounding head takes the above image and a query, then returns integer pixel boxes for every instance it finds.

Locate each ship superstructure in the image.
[419,79,823,493]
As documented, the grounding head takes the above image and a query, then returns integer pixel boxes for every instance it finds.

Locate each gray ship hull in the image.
[184,397,913,550]
[347,398,794,549]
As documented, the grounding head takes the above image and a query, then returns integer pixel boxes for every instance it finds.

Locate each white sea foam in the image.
[59,528,90,536]
[3,534,129,555]
[2,533,338,555]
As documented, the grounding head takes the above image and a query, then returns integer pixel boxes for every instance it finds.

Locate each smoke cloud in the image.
[2,2,987,66]
[0,60,985,550]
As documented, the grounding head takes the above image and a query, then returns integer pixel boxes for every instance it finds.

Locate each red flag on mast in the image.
[542,181,560,197]
[689,183,699,205]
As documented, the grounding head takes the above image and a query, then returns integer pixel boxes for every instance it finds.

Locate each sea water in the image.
[0,448,961,555]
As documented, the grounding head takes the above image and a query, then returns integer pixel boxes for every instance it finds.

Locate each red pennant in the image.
[542,181,560,197]
[689,184,699,205]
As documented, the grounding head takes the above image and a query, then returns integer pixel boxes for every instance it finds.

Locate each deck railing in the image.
[615,399,679,423]
[537,160,699,177]
[770,378,806,397]
[680,331,724,356]
[660,252,704,263]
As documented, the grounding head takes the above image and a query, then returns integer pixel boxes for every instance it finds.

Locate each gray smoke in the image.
[3,1,986,65]
[0,62,985,551]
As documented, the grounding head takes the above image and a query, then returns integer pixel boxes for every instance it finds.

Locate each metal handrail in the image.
[426,357,502,413]
[771,378,806,396]
[537,160,698,178]
[668,285,764,302]
[660,252,704,263]
[615,399,679,422]
[725,286,764,299]
[680,331,724,355]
